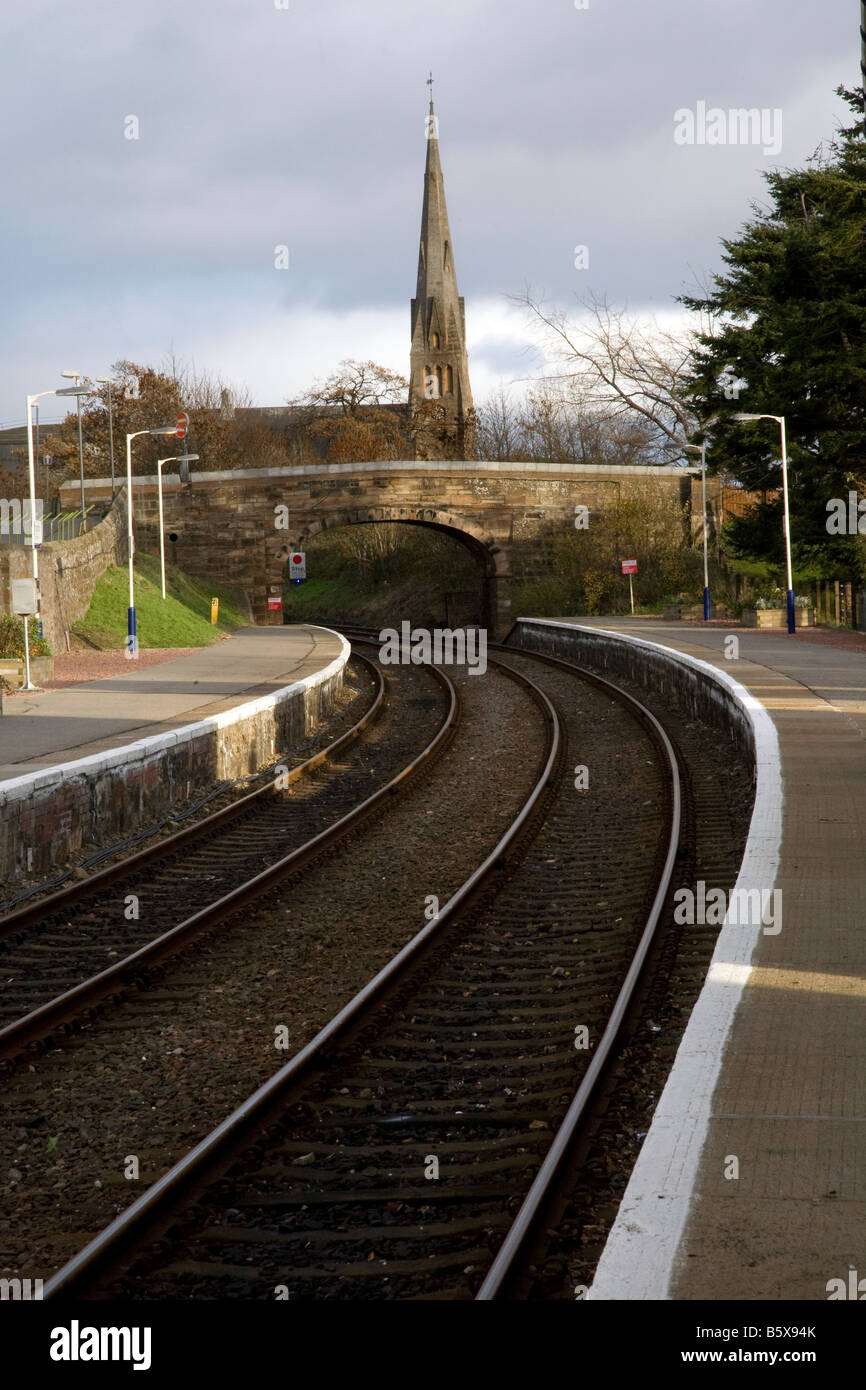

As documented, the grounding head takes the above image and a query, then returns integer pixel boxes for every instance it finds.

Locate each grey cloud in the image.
[0,0,856,417]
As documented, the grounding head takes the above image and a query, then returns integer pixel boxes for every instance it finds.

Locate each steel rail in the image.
[41,654,560,1299]
[0,658,458,1059]
[474,643,682,1299]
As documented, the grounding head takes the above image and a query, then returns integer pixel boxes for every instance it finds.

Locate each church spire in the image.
[410,81,475,460]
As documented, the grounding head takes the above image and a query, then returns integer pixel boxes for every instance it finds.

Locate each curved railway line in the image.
[0,655,455,1058]
[33,635,726,1302]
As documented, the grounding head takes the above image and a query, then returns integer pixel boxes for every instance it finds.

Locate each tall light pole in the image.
[95,377,116,496]
[156,453,198,598]
[733,412,795,633]
[684,421,716,620]
[23,387,57,688]
[57,371,94,525]
[33,404,40,504]
[126,426,179,654]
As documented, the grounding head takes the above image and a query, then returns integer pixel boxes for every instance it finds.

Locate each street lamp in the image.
[125,426,180,655]
[156,453,198,598]
[684,424,716,620]
[34,403,40,501]
[733,412,795,633]
[95,377,116,495]
[22,387,57,690]
[57,371,95,522]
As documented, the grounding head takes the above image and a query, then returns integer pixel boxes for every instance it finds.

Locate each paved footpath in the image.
[0,626,344,781]
[570,618,866,1301]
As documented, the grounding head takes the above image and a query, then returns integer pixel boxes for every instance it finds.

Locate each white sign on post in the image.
[12,579,38,615]
[620,559,637,615]
[289,552,306,580]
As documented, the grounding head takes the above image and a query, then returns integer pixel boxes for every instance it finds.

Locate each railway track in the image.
[39,639,689,1301]
[0,654,456,1059]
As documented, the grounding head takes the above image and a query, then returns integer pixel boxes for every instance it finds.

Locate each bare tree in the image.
[475,377,658,466]
[287,359,410,463]
[514,289,710,461]
[289,359,408,416]
[475,385,524,460]
[161,349,254,413]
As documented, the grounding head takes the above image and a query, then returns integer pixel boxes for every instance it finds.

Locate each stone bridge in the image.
[65,460,719,635]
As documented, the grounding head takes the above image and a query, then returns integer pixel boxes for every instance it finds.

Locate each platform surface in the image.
[0,626,345,782]
[557,618,866,1302]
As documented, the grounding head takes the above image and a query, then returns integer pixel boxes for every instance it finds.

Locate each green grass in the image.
[281,577,363,623]
[74,552,247,649]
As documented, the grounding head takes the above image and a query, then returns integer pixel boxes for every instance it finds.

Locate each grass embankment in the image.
[74,552,247,649]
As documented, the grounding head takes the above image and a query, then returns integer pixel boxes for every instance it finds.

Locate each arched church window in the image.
[445,365,453,394]
[431,331,440,348]
[435,366,443,398]
[444,240,450,269]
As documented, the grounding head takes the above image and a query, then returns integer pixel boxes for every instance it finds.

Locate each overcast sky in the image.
[0,0,856,427]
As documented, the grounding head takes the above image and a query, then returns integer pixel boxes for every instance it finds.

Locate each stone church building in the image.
[409,93,476,461]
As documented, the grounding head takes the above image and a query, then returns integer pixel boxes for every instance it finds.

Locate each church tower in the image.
[409,83,475,460]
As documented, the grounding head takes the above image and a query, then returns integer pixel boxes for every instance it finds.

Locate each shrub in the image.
[0,614,52,659]
[510,576,576,617]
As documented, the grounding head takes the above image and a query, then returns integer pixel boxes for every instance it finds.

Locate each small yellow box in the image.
[210,598,219,625]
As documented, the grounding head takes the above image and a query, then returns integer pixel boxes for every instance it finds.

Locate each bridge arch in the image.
[285,506,506,629]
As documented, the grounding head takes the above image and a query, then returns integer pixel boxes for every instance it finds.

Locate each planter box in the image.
[740,607,815,628]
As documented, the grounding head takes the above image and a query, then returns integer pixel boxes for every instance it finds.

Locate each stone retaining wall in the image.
[0,635,348,884]
[510,618,755,765]
[0,495,127,654]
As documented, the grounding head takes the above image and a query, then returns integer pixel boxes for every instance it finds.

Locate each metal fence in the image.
[0,507,96,545]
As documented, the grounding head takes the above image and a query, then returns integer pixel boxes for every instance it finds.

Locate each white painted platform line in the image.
[0,628,350,805]
[517,620,783,1301]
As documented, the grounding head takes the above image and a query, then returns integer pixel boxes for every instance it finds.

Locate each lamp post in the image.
[684,428,716,620]
[95,377,116,495]
[57,372,95,526]
[22,387,57,690]
[733,412,795,633]
[156,453,198,598]
[126,426,180,654]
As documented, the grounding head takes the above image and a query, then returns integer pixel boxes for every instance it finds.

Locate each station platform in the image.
[0,626,345,782]
[554,618,866,1302]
